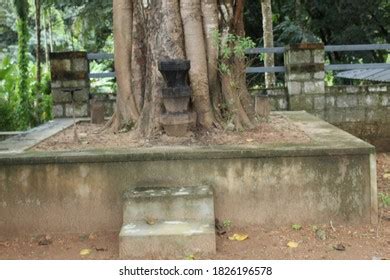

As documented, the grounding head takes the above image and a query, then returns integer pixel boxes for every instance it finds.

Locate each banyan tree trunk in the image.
[113,0,257,136]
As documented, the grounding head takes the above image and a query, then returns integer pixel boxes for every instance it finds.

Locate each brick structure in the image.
[49,52,90,118]
[284,43,325,111]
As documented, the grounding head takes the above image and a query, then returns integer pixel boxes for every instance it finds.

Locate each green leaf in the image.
[292,224,302,231]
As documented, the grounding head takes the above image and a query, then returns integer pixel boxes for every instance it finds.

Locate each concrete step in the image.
[119,220,216,258]
[120,185,216,258]
[122,185,214,224]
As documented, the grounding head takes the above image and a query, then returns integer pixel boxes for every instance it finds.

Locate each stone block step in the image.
[122,185,214,224]
[119,220,216,258]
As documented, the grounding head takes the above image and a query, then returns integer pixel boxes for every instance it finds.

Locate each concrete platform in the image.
[0,112,378,239]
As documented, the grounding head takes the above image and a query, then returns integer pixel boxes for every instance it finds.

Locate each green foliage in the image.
[0,56,52,131]
[222,219,232,229]
[13,0,29,19]
[89,59,116,94]
[379,193,390,208]
[291,224,302,231]
[47,0,113,52]
[15,17,31,129]
[212,30,255,75]
[0,56,17,130]
[274,17,319,44]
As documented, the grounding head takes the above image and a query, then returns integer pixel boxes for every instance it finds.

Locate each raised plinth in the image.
[0,112,378,239]
[119,186,216,259]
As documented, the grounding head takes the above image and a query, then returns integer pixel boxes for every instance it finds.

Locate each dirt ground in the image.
[1,153,389,260]
[32,114,310,151]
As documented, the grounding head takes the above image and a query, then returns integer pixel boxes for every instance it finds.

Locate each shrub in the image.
[0,55,52,131]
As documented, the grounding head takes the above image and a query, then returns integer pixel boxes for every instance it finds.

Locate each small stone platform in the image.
[119,186,216,259]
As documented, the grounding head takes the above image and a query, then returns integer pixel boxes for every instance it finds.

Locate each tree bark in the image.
[201,0,223,122]
[137,0,186,136]
[260,0,276,88]
[131,1,146,112]
[218,0,255,129]
[232,0,245,36]
[180,0,215,128]
[113,0,139,130]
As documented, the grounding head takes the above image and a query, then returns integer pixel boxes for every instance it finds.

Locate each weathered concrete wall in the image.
[324,85,390,150]
[0,112,376,238]
[0,154,372,237]
[255,43,390,151]
[262,84,390,151]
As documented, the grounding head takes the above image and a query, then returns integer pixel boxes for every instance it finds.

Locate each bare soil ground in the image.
[32,114,310,151]
[1,153,389,260]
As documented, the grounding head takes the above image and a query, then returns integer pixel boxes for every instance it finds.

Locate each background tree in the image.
[260,0,276,88]
[13,0,32,128]
[35,0,42,87]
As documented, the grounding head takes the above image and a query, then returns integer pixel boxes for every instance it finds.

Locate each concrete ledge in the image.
[0,112,374,165]
[0,119,79,154]
[0,132,22,141]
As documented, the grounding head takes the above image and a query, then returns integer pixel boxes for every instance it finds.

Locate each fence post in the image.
[284,43,325,111]
[49,52,90,118]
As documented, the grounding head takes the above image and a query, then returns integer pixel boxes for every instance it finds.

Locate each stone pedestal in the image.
[158,60,196,137]
[90,99,105,124]
[255,94,271,118]
[49,52,90,118]
[285,43,325,111]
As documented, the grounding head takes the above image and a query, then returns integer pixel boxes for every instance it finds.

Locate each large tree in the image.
[112,0,257,135]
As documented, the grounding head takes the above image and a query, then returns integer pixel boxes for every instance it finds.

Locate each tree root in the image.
[98,111,117,133]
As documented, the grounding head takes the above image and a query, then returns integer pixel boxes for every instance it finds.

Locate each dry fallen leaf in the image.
[246,138,254,142]
[287,241,299,248]
[145,216,158,225]
[185,254,195,260]
[88,233,97,240]
[94,247,107,252]
[315,229,327,240]
[333,243,346,251]
[0,241,10,247]
[80,248,92,256]
[38,234,52,246]
[228,233,248,241]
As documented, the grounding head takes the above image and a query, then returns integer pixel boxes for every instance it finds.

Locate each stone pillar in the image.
[49,52,90,118]
[284,43,325,111]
